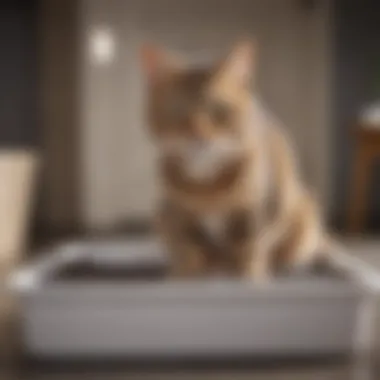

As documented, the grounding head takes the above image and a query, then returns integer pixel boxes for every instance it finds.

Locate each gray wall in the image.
[38,0,81,232]
[0,0,38,147]
[333,0,380,231]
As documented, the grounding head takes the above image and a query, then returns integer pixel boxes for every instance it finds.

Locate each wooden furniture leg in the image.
[347,143,373,234]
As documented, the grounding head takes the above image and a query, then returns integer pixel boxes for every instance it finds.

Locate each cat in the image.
[139,40,338,281]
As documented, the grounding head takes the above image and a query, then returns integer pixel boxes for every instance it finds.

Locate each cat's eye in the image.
[207,100,234,126]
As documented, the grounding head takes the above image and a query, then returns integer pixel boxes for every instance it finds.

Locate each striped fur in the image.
[141,41,328,280]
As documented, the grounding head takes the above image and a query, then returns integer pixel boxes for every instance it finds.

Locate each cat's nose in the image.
[190,114,212,141]
[190,125,213,144]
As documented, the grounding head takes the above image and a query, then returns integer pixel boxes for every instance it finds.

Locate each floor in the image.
[1,238,380,379]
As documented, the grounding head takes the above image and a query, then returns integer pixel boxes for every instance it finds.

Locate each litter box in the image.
[8,237,380,360]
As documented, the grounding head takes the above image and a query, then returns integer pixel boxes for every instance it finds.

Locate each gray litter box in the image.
[8,238,380,359]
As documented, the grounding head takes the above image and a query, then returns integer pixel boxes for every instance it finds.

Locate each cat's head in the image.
[140,40,256,178]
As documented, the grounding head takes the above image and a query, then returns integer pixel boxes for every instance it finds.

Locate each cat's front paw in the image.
[247,258,271,284]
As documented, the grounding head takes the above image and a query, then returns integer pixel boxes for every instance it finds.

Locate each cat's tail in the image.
[319,235,380,292]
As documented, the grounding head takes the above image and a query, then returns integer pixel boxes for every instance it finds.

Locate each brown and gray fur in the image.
[140,40,332,280]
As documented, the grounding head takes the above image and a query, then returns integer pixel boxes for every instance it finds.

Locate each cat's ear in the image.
[140,44,182,84]
[216,39,256,86]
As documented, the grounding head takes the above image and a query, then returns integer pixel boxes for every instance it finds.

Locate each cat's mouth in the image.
[178,140,242,180]
[157,136,244,180]
[162,137,241,156]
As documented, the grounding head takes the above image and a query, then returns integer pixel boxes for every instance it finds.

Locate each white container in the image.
[9,238,380,359]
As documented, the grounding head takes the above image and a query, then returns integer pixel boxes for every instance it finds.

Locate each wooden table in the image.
[347,126,380,233]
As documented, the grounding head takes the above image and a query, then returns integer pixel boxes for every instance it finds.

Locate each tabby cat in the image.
[140,40,336,280]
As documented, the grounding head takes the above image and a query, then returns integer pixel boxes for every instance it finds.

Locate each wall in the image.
[0,0,38,147]
[39,0,81,232]
[333,0,380,231]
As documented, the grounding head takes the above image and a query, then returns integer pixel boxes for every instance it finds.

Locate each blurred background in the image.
[1,0,380,378]
[1,0,380,248]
